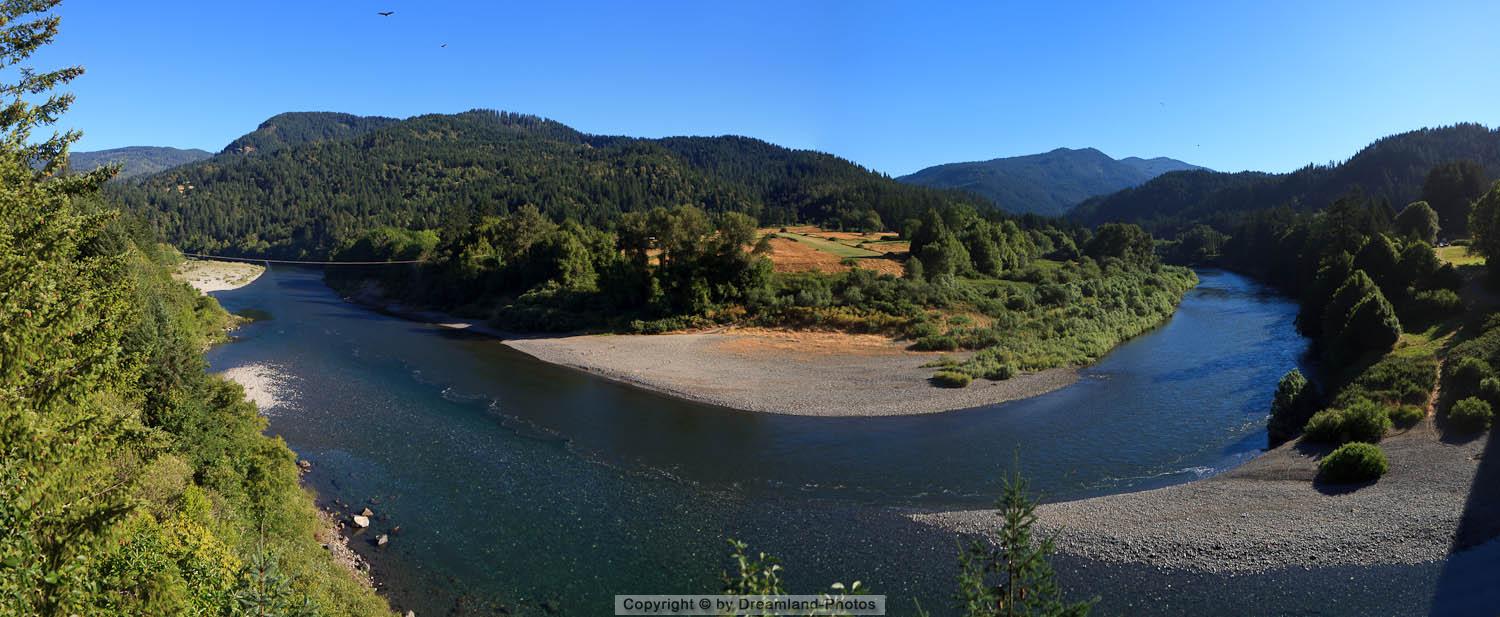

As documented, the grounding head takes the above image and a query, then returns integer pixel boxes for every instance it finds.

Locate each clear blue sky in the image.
[39,0,1500,175]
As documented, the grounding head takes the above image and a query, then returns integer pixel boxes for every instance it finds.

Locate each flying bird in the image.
[440,43,448,48]
[377,11,394,16]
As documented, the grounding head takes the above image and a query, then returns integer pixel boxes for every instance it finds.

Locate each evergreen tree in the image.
[1084,223,1156,269]
[1393,201,1440,244]
[1467,181,1500,271]
[1268,369,1317,445]
[957,470,1094,617]
[1352,233,1401,299]
[0,3,136,612]
[1423,160,1488,238]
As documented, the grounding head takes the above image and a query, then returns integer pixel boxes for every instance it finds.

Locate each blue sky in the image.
[38,0,1500,175]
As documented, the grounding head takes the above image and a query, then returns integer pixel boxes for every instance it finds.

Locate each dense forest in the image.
[110,110,985,259]
[0,5,389,615]
[1074,123,1500,236]
[898,147,1203,216]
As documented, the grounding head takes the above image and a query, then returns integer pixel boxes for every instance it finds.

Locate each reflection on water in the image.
[204,268,1436,615]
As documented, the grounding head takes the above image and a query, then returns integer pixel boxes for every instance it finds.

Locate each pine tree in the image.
[956,470,1095,617]
[0,2,143,613]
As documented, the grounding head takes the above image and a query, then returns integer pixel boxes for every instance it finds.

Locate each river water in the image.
[204,268,1446,615]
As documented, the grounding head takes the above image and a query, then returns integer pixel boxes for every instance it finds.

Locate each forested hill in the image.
[68,145,211,179]
[897,147,1203,216]
[220,111,399,155]
[1073,123,1500,235]
[110,109,988,258]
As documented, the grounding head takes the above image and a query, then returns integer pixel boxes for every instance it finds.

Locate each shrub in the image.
[1448,397,1495,433]
[1268,369,1317,443]
[1481,377,1500,406]
[1446,357,1494,401]
[913,334,960,351]
[1318,443,1389,483]
[1341,399,1393,443]
[1303,400,1391,443]
[931,370,973,388]
[1389,404,1425,428]
[1403,289,1460,326]
[1303,409,1346,443]
[983,363,1016,381]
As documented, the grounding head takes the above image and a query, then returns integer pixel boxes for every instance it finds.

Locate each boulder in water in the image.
[352,515,370,529]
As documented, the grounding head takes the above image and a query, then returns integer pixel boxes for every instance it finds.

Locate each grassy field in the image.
[775,232,884,258]
[1437,245,1485,267]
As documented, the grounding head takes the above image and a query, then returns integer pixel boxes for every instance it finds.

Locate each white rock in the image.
[352,515,370,529]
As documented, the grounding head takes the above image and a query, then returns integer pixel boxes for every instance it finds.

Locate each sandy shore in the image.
[506,329,1078,416]
[174,258,264,293]
[219,363,295,414]
[914,417,1492,574]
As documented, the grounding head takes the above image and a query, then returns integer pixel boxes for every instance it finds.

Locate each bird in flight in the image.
[440,43,448,48]
[377,11,394,16]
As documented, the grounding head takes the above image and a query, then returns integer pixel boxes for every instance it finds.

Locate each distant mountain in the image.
[1073,123,1500,234]
[221,111,399,155]
[69,146,212,180]
[897,147,1204,216]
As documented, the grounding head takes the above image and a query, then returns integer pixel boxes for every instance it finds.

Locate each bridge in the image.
[181,252,426,265]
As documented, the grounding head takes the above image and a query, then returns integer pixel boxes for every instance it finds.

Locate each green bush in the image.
[1480,377,1500,406]
[1318,443,1389,483]
[1268,369,1317,444]
[931,370,973,388]
[983,363,1016,381]
[1342,400,1394,442]
[1448,397,1495,433]
[1303,409,1346,442]
[1403,289,1461,326]
[1389,404,1425,428]
[913,334,960,351]
[1302,399,1391,443]
[1447,357,1494,401]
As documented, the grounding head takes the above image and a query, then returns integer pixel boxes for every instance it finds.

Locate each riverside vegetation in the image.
[1143,162,1500,485]
[111,109,1195,386]
[0,3,388,615]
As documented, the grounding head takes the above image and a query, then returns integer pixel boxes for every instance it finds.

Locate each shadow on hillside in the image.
[1429,427,1500,614]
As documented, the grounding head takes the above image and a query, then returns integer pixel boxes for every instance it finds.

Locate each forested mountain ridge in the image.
[897,147,1204,216]
[220,111,399,155]
[68,145,211,179]
[112,109,990,258]
[1074,123,1500,235]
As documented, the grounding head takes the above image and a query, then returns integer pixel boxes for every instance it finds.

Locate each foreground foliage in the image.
[725,470,1092,617]
[953,472,1095,617]
[0,4,388,614]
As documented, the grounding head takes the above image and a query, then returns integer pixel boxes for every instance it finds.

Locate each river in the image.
[204,268,1444,615]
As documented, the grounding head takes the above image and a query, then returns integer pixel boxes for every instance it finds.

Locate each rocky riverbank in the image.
[914,417,1491,574]
[504,330,1078,416]
[340,280,1078,416]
